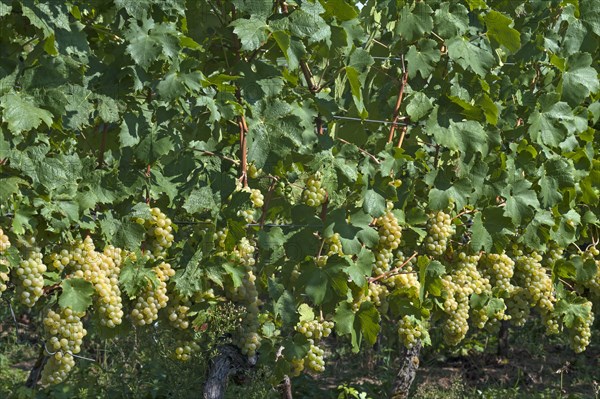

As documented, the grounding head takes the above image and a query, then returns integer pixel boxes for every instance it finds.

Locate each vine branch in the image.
[369,252,418,283]
[387,58,409,144]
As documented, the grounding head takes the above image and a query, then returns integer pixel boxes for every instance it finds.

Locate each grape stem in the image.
[238,116,248,188]
[396,124,409,149]
[453,208,477,221]
[387,56,409,144]
[191,148,240,165]
[336,137,380,164]
[369,252,418,283]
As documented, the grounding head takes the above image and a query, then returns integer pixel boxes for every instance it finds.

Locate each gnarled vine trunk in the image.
[203,344,254,399]
[390,341,422,399]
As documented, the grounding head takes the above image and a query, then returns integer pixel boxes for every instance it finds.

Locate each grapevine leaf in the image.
[470,208,513,252]
[125,18,161,69]
[322,0,358,21]
[447,37,495,77]
[183,186,218,215]
[419,258,445,302]
[555,292,591,328]
[113,220,145,251]
[119,255,160,298]
[502,179,539,225]
[434,2,469,38]
[355,302,380,346]
[59,278,94,312]
[561,52,600,106]
[484,11,521,53]
[230,17,270,51]
[363,189,386,217]
[406,92,433,121]
[0,92,53,134]
[396,2,433,42]
[0,0,11,17]
[334,301,358,350]
[298,304,315,322]
[345,66,367,117]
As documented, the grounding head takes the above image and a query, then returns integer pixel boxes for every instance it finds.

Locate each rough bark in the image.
[25,347,47,388]
[203,344,254,399]
[390,341,422,399]
[279,375,293,399]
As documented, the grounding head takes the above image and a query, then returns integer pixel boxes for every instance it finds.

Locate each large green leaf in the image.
[561,52,600,106]
[231,17,270,51]
[59,278,94,312]
[484,11,521,53]
[447,37,495,77]
[0,92,53,134]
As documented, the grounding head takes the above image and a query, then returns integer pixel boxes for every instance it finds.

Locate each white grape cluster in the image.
[302,173,327,207]
[377,204,403,251]
[544,243,564,267]
[542,311,561,335]
[479,252,515,295]
[0,229,10,297]
[174,340,200,361]
[397,315,428,348]
[234,237,256,268]
[98,245,124,328]
[237,188,263,223]
[46,248,72,272]
[41,308,87,385]
[290,357,305,377]
[569,300,594,353]
[372,204,403,276]
[383,251,420,295]
[167,296,191,330]
[145,207,175,258]
[250,188,264,208]
[15,250,46,307]
[425,211,455,256]
[213,228,228,254]
[134,207,174,257]
[384,271,420,293]
[316,233,344,267]
[131,262,175,326]
[326,233,343,257]
[353,282,389,311]
[0,228,11,252]
[505,287,530,326]
[582,246,600,297]
[470,300,510,330]
[305,343,325,372]
[373,248,393,276]
[276,180,296,204]
[440,252,492,345]
[452,253,490,296]
[295,318,334,341]
[69,238,124,328]
[248,164,262,179]
[229,238,261,357]
[512,247,555,313]
[0,259,9,297]
[441,295,469,346]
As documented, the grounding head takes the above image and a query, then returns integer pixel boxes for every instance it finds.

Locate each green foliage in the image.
[0,0,599,396]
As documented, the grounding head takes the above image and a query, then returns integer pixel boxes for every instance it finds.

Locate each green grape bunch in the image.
[425,211,455,257]
[303,173,327,207]
[15,249,46,308]
[41,308,87,385]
